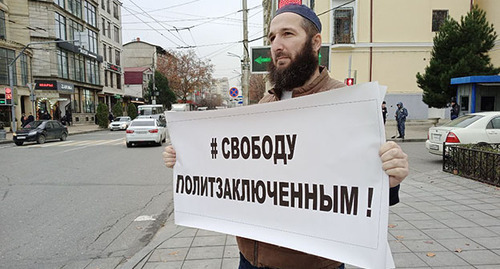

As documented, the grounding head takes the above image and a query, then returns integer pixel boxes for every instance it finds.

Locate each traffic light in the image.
[0,93,5,105]
[344,78,355,86]
[5,87,12,105]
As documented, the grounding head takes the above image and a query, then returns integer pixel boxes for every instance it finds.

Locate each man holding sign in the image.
[164,4,408,269]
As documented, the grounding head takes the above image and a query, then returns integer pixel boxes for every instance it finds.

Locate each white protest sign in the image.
[167,82,393,268]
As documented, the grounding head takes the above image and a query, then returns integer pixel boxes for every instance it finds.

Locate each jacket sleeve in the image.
[389,185,400,206]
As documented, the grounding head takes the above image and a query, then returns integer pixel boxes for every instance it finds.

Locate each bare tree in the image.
[249,74,266,104]
[157,50,215,102]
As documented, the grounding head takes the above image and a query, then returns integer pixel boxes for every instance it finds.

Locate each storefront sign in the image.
[58,82,74,93]
[35,80,58,90]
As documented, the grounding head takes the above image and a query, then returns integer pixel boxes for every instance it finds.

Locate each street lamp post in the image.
[227,52,249,105]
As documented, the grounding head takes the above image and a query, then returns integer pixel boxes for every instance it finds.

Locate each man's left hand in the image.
[379,141,409,187]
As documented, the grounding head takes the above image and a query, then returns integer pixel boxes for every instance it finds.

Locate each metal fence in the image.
[443,143,500,187]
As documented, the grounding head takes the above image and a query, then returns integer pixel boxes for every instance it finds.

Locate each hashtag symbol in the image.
[210,138,218,159]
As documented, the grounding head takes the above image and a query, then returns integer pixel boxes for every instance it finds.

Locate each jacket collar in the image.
[267,66,328,100]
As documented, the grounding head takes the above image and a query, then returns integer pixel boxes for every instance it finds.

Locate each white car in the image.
[125,118,167,147]
[108,116,131,131]
[425,111,500,155]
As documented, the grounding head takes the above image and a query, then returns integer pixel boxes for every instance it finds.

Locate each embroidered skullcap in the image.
[274,4,321,32]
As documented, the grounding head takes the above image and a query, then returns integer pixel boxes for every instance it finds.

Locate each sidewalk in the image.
[121,170,500,269]
[0,123,103,144]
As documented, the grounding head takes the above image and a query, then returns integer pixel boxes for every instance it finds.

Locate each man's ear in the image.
[312,33,322,53]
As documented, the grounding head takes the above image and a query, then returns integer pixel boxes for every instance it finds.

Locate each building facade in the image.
[29,0,104,125]
[265,0,499,119]
[0,0,33,130]
[98,0,124,110]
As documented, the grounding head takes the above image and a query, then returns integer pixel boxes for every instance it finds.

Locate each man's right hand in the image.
[162,145,177,168]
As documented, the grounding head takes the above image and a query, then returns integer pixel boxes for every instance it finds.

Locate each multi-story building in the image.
[98,0,124,109]
[0,0,33,130]
[123,66,150,104]
[265,0,499,119]
[29,0,103,125]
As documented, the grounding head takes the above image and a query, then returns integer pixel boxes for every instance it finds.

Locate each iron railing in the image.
[443,143,500,187]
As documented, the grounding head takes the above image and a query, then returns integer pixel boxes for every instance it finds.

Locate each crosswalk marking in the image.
[20,138,125,148]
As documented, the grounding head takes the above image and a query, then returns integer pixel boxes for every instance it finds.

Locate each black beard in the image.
[268,38,318,92]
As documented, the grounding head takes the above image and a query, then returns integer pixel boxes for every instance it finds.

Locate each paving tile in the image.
[454,210,492,219]
[196,229,224,236]
[473,217,500,226]
[468,203,499,211]
[435,238,485,251]
[456,227,498,238]
[388,240,411,253]
[476,266,500,269]
[487,226,500,235]
[429,200,460,207]
[401,239,447,252]
[389,229,431,240]
[423,228,464,240]
[471,237,500,250]
[181,259,222,269]
[143,261,183,269]
[443,204,475,212]
[191,235,226,247]
[416,251,469,267]
[396,212,432,221]
[457,250,500,265]
[226,235,237,246]
[186,246,224,260]
[387,220,416,230]
[407,219,448,230]
[158,237,194,249]
[438,217,477,228]
[392,252,427,267]
[174,229,198,238]
[224,245,240,258]
[149,248,189,262]
[221,258,240,269]
[486,209,500,217]
[425,210,461,220]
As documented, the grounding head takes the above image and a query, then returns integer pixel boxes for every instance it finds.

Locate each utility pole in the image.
[152,52,156,105]
[242,0,250,105]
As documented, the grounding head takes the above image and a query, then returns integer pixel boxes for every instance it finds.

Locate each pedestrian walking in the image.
[162,4,409,269]
[382,101,387,124]
[450,100,460,120]
[395,102,408,139]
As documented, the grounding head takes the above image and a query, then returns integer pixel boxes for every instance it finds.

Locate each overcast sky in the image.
[120,0,265,89]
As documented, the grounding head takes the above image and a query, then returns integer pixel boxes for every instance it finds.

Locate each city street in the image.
[0,131,173,269]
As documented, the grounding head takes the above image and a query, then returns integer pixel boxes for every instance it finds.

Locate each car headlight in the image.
[13,132,17,137]
[121,123,127,128]
[28,131,37,136]
[108,124,112,128]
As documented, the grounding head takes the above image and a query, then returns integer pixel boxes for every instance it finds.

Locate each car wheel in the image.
[126,142,132,148]
[15,141,24,146]
[37,134,46,144]
[60,132,67,141]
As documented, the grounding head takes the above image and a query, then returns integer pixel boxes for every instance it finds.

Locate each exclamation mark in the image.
[366,187,374,217]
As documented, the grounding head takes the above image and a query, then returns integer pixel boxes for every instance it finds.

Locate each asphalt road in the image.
[0,131,173,269]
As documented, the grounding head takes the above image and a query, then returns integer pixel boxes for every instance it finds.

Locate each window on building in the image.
[102,18,106,35]
[55,13,67,40]
[68,20,83,41]
[333,9,354,44]
[108,46,112,62]
[0,48,16,85]
[113,2,119,19]
[107,21,111,38]
[84,1,97,27]
[68,0,83,19]
[113,26,119,43]
[110,72,114,87]
[87,29,98,53]
[54,0,65,9]
[73,89,81,113]
[0,10,6,40]
[107,0,111,13]
[432,10,448,32]
[20,54,29,85]
[460,96,469,112]
[101,0,105,10]
[57,49,69,79]
[116,73,121,89]
[115,49,120,65]
[104,70,108,86]
[103,44,107,61]
[82,89,95,113]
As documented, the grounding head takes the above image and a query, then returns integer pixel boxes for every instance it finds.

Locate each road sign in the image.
[229,87,239,98]
[251,45,331,73]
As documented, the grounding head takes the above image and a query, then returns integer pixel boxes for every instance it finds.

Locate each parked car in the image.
[13,120,68,146]
[108,116,131,131]
[125,118,166,147]
[425,111,500,155]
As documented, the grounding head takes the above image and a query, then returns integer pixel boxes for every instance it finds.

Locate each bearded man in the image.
[163,4,408,269]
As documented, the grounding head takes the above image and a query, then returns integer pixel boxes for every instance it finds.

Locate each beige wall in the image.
[476,0,500,66]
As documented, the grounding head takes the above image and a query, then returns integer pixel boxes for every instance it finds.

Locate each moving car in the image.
[125,118,166,147]
[108,116,131,131]
[425,111,500,155]
[13,120,68,146]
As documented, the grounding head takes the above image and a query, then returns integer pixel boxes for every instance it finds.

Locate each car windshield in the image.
[130,120,155,127]
[442,115,483,128]
[23,121,44,129]
[118,117,129,121]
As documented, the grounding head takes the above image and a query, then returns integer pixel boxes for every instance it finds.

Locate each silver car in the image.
[108,116,131,131]
[125,118,166,147]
